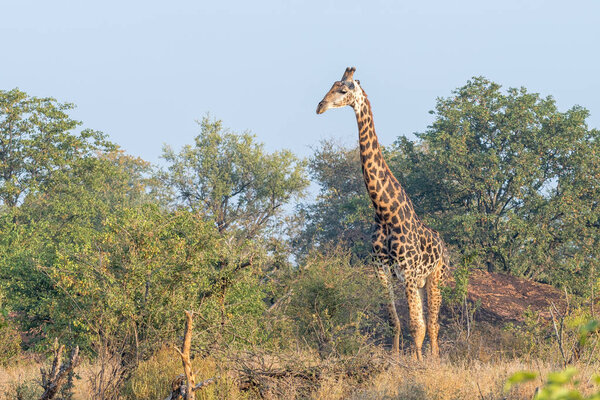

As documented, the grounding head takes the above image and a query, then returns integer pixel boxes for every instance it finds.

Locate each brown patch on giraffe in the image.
[381,192,389,203]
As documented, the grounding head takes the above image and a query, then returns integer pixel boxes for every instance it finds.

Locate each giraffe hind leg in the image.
[425,260,444,357]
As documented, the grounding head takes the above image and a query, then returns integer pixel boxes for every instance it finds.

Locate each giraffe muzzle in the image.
[316,101,328,114]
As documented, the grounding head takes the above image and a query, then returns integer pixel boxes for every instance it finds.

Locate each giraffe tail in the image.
[439,246,452,285]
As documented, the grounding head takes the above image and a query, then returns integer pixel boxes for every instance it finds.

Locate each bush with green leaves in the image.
[0,312,22,365]
[506,319,600,399]
[506,368,600,400]
[505,299,600,365]
[282,248,385,357]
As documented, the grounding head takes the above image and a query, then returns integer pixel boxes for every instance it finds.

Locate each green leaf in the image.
[504,371,538,393]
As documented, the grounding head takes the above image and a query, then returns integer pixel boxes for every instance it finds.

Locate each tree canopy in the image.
[161,116,308,240]
[295,140,372,259]
[0,88,112,208]
[389,77,600,290]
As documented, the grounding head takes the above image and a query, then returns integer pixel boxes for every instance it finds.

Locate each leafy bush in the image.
[0,315,22,366]
[3,380,41,400]
[505,296,600,365]
[283,249,385,357]
[506,368,600,400]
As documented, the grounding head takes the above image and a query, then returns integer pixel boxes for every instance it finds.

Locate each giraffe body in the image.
[317,67,449,360]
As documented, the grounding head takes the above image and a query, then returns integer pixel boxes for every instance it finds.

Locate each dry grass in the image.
[123,346,246,400]
[0,357,41,399]
[344,356,600,400]
[0,355,96,400]
[1,349,598,399]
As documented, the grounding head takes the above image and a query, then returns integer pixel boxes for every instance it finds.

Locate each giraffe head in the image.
[316,67,362,114]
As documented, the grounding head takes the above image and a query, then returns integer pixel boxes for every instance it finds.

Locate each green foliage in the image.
[504,370,538,393]
[0,314,22,365]
[442,254,473,308]
[0,151,156,349]
[507,308,548,359]
[389,77,600,290]
[506,368,600,400]
[578,319,599,346]
[505,305,600,366]
[54,204,222,352]
[283,249,385,357]
[161,115,308,238]
[12,197,271,355]
[3,379,42,400]
[296,140,373,259]
[0,88,114,208]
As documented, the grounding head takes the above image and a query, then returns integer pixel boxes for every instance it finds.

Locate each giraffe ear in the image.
[355,79,360,85]
[341,67,356,82]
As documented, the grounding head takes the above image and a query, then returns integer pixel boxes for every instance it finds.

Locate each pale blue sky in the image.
[2,0,599,164]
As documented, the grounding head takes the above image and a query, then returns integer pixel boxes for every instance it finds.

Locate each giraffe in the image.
[316,67,449,360]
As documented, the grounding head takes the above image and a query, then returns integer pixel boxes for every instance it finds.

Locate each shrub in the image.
[506,367,600,400]
[283,249,385,357]
[122,347,242,400]
[3,380,41,400]
[0,316,22,366]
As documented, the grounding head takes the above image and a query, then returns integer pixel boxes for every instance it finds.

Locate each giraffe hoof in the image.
[412,349,423,361]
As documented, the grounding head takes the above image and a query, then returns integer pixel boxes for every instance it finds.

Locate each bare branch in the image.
[549,302,567,368]
[166,311,218,400]
[40,344,80,400]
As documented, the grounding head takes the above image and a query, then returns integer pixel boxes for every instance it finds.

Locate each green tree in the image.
[295,140,372,259]
[2,149,273,356]
[0,151,155,346]
[0,88,112,208]
[161,116,308,239]
[159,116,311,351]
[389,77,600,289]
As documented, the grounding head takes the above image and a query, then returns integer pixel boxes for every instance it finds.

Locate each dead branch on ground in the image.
[40,339,80,400]
[230,348,387,398]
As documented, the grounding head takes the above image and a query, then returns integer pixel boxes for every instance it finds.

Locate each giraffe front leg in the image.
[405,281,426,361]
[372,223,402,359]
[375,261,402,359]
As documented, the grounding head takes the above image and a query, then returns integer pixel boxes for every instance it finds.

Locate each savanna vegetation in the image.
[0,78,599,399]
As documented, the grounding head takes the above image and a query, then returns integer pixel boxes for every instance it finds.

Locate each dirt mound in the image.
[467,270,565,323]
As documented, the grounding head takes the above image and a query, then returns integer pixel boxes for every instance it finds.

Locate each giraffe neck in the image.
[352,88,415,217]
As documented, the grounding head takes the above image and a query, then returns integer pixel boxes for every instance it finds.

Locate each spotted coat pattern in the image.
[317,67,449,360]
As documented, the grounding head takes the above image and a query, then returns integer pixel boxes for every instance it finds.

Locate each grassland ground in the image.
[2,344,598,400]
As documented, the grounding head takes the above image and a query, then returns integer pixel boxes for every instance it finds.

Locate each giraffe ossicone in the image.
[317,67,449,360]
